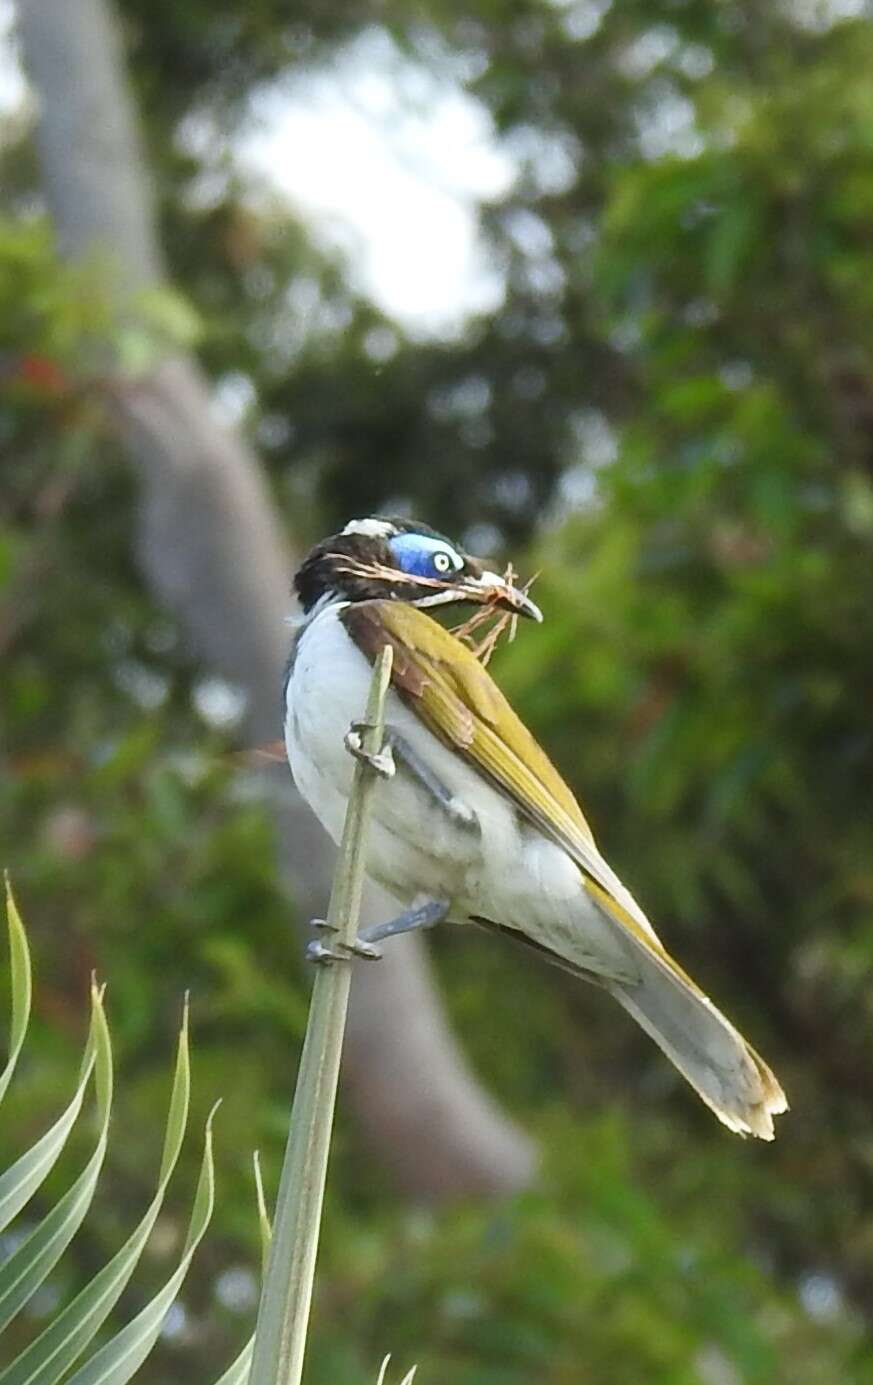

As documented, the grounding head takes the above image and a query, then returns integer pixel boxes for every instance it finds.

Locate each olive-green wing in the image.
[343,600,789,1141]
[342,599,665,956]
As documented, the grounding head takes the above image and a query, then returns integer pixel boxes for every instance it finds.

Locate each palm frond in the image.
[0,885,245,1385]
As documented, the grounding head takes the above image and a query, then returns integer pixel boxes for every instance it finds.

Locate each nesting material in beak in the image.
[464,569,543,623]
[451,564,542,666]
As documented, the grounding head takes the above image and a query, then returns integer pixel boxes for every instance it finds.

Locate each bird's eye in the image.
[433,551,453,574]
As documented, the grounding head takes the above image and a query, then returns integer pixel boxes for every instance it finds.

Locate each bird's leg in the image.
[381,727,479,832]
[305,900,449,965]
[359,899,450,946]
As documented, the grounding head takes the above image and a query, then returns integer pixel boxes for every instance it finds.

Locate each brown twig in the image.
[331,555,453,593]
[451,564,540,667]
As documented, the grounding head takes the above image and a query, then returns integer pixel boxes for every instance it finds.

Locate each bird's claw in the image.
[344,937,382,960]
[344,723,395,778]
[305,936,383,965]
[305,939,340,965]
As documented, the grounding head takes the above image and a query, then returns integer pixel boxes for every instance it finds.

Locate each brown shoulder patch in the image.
[341,601,429,699]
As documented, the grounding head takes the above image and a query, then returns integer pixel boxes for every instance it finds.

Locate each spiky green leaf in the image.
[0,990,101,1236]
[63,1104,218,1385]
[0,985,112,1332]
[0,1006,190,1385]
[0,878,32,1107]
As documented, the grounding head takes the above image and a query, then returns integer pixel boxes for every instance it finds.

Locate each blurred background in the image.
[2,0,873,1380]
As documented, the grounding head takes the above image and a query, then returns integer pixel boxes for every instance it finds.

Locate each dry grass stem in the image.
[451,563,540,667]
[332,555,453,593]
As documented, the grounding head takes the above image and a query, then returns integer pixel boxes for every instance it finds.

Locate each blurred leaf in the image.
[0,1008,191,1385]
[0,879,31,1107]
[0,984,112,1334]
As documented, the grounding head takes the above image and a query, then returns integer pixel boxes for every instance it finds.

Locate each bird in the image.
[283,516,787,1139]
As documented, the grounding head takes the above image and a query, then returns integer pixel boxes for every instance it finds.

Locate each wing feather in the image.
[342,599,665,954]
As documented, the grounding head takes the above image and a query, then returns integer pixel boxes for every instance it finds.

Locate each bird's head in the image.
[294,517,542,623]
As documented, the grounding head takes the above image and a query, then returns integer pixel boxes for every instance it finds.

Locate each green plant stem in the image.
[249,645,394,1385]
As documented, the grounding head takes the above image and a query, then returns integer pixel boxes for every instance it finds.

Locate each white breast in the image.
[285,602,485,906]
[284,601,640,982]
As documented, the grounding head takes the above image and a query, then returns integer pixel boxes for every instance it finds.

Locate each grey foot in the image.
[344,723,395,778]
[304,901,449,963]
[305,936,382,965]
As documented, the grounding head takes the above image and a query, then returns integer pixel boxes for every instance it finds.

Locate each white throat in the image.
[286,589,348,636]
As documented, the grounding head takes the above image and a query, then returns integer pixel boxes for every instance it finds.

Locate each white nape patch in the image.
[342,517,397,539]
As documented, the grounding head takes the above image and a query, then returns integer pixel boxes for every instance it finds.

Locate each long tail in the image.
[605,932,787,1140]
[474,908,787,1138]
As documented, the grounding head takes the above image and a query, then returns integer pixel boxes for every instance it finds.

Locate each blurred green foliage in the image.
[4,0,873,1380]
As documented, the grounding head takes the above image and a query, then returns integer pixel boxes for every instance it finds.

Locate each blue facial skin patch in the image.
[388,533,464,579]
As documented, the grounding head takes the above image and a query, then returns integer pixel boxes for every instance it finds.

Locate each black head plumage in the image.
[294,517,480,612]
[294,516,542,624]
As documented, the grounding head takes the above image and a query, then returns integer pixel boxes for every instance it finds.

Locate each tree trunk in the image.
[15,0,535,1198]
